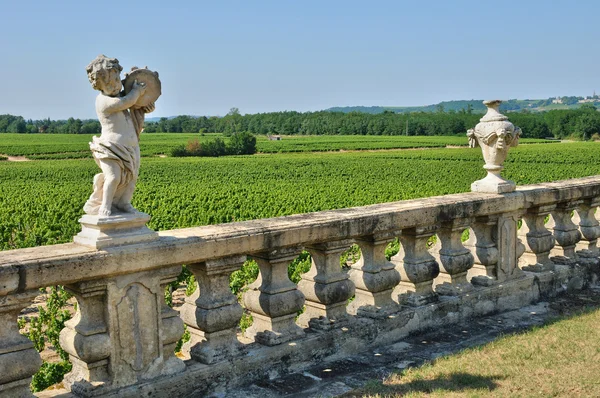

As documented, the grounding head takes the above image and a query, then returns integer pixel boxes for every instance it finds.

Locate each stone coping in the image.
[1,176,599,295]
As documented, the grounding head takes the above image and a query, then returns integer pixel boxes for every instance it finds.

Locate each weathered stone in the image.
[550,200,583,262]
[60,281,111,391]
[393,226,440,306]
[574,197,600,254]
[466,215,499,284]
[74,212,158,249]
[0,291,42,398]
[434,218,474,295]
[348,233,400,317]
[83,55,159,217]
[519,204,556,272]
[180,255,245,364]
[244,247,305,345]
[298,240,355,330]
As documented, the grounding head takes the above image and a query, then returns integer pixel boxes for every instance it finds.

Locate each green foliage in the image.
[28,286,72,360]
[175,325,191,353]
[230,260,259,296]
[30,360,72,392]
[2,143,600,251]
[171,134,257,157]
[228,131,257,155]
[288,252,312,284]
[239,312,253,332]
[25,286,72,391]
[340,244,361,267]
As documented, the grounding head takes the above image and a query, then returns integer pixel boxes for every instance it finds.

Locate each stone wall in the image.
[1,176,600,397]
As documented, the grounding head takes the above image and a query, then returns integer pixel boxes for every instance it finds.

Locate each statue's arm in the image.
[100,89,143,114]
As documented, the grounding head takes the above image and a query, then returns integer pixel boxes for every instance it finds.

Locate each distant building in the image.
[267,134,282,141]
[552,97,563,104]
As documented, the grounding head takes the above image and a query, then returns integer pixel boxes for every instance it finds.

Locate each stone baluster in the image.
[574,197,600,254]
[0,291,42,398]
[180,256,245,364]
[549,200,583,264]
[60,281,111,393]
[298,240,355,330]
[243,247,305,346]
[433,219,475,295]
[347,233,400,317]
[518,205,556,272]
[159,275,186,367]
[466,215,499,285]
[393,226,439,306]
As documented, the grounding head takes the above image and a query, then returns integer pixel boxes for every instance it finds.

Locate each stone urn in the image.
[467,100,521,193]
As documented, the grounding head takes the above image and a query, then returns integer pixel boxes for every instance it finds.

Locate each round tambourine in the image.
[123,67,161,109]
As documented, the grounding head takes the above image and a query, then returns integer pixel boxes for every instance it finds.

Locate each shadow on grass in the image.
[352,372,505,397]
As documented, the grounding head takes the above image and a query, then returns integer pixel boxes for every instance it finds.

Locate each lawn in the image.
[346,308,600,397]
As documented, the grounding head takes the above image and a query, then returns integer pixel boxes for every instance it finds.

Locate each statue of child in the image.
[83,55,155,216]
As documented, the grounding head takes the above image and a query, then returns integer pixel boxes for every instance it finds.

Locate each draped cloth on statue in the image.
[83,136,140,214]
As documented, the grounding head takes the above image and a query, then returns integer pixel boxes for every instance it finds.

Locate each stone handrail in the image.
[1,176,600,397]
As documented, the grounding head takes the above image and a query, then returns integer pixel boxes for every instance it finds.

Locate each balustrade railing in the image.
[2,175,600,397]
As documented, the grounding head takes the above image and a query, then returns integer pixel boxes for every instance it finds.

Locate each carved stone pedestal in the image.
[434,219,474,296]
[549,201,582,266]
[298,240,355,330]
[0,291,42,398]
[74,212,158,249]
[519,205,556,273]
[180,256,245,364]
[347,233,400,318]
[244,248,305,346]
[393,226,439,306]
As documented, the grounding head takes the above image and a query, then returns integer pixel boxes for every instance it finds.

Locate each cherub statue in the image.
[83,55,156,216]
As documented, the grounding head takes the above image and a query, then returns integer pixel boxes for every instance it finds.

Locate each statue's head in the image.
[86,55,123,96]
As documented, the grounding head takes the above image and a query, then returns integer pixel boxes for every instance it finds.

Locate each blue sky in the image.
[0,0,597,120]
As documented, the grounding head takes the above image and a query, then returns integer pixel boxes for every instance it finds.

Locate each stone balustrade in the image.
[2,176,600,397]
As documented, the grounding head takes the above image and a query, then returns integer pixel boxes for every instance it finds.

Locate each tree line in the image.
[2,103,600,139]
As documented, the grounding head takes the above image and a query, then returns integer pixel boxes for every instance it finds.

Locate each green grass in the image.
[346,308,600,397]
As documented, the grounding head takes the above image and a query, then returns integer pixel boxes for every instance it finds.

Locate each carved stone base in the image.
[187,328,242,364]
[551,255,578,267]
[347,289,398,318]
[74,212,158,249]
[246,313,305,346]
[522,263,556,273]
[397,291,438,307]
[298,301,350,330]
[471,275,496,287]
[471,174,516,194]
[435,282,474,296]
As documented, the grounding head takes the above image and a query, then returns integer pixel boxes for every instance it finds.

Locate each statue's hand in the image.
[132,79,147,95]
[143,102,155,113]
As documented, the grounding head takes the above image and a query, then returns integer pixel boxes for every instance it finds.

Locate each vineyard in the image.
[0,141,598,251]
[0,133,555,159]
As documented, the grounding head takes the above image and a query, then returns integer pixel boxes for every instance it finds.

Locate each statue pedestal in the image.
[74,212,158,249]
[471,173,516,194]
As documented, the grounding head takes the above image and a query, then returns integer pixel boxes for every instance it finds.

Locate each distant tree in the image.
[228,132,257,155]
